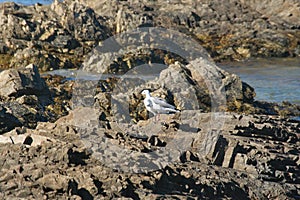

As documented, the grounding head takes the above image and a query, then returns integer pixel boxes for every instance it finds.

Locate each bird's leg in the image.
[154,114,160,122]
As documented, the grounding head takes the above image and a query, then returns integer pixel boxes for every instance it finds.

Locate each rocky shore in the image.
[0,0,299,199]
[1,0,300,71]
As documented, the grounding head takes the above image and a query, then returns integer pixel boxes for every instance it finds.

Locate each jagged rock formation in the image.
[80,0,300,61]
[0,0,299,71]
[0,107,299,199]
[0,64,71,133]
[0,1,111,71]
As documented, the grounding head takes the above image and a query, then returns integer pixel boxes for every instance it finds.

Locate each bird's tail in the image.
[165,108,180,113]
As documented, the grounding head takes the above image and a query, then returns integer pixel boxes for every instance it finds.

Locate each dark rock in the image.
[251,100,300,117]
[180,151,200,163]
[42,73,73,122]
[0,101,44,129]
[147,135,166,147]
[9,47,62,72]
[0,105,21,134]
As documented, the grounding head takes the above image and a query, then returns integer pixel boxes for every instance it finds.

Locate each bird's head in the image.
[141,89,150,96]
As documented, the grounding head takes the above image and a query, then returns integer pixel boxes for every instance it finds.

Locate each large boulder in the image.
[188,59,256,110]
[0,64,57,133]
[151,58,256,112]
[0,64,48,99]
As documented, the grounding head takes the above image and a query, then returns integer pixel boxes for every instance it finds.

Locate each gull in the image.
[141,90,179,119]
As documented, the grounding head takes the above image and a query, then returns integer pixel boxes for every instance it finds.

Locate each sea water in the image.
[220,58,300,105]
[0,0,53,5]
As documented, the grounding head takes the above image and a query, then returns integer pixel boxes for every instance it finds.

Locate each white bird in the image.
[141,90,179,118]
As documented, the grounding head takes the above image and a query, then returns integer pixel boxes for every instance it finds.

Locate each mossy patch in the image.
[0,54,12,70]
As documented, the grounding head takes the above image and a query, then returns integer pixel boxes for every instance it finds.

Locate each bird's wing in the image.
[144,98,157,115]
[144,98,153,107]
[151,96,176,109]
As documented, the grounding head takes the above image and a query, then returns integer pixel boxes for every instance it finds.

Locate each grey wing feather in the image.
[151,97,176,109]
[144,99,152,107]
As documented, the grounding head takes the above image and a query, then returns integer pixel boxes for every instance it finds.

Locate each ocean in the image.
[0,0,53,5]
[220,58,300,105]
